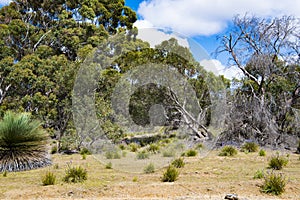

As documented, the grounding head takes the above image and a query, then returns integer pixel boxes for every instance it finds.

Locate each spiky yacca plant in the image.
[0,111,51,172]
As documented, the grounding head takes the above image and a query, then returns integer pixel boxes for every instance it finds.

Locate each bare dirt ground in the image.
[0,150,299,200]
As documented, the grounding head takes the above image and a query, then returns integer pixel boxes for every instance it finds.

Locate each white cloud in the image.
[135,27,189,48]
[200,59,243,80]
[0,0,11,5]
[137,0,300,36]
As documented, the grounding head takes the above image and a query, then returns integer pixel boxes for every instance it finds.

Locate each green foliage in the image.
[259,149,266,156]
[105,162,112,169]
[171,158,185,168]
[0,111,50,172]
[80,147,92,155]
[81,154,87,160]
[119,144,126,150]
[241,142,259,153]
[162,148,175,157]
[218,146,238,157]
[136,150,149,160]
[161,165,179,182]
[2,170,7,177]
[63,165,87,183]
[51,145,58,154]
[129,143,140,152]
[253,169,264,179]
[261,172,286,195]
[42,171,56,186]
[132,177,138,182]
[268,153,288,170]
[105,151,121,159]
[144,163,155,174]
[185,149,198,157]
[147,143,160,153]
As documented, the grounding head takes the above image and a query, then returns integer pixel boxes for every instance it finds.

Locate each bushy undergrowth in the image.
[218,146,238,156]
[241,142,259,153]
[63,165,87,183]
[42,171,56,186]
[261,172,286,195]
[268,153,288,170]
[161,165,179,182]
[185,149,197,157]
[105,162,112,169]
[147,143,160,153]
[171,158,185,168]
[253,169,264,179]
[105,151,121,159]
[129,143,140,152]
[136,150,149,159]
[144,163,155,174]
[259,149,266,156]
[80,147,92,155]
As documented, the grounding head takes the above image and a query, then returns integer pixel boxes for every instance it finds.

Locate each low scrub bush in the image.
[171,158,185,168]
[253,169,264,179]
[80,147,92,155]
[42,171,56,186]
[105,162,112,169]
[261,172,286,195]
[241,142,259,153]
[144,163,155,174]
[136,150,149,159]
[259,149,266,156]
[81,154,87,160]
[129,143,140,152]
[161,165,179,182]
[63,165,87,183]
[2,171,7,177]
[268,153,288,170]
[162,149,175,157]
[185,149,197,157]
[105,151,121,159]
[147,143,160,153]
[218,146,238,156]
[51,145,57,154]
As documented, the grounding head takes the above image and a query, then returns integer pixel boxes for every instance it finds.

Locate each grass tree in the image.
[0,111,51,172]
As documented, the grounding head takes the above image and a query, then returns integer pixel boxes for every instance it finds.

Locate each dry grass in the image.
[0,150,299,199]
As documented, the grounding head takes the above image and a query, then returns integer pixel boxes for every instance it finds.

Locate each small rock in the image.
[224,193,238,200]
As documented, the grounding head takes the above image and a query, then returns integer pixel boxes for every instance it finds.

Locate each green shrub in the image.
[105,151,121,159]
[185,149,197,157]
[2,171,7,177]
[42,171,56,186]
[261,172,286,195]
[268,153,288,170]
[53,164,59,169]
[144,163,155,174]
[82,154,87,160]
[129,143,140,152]
[196,143,203,149]
[63,165,87,183]
[132,177,138,182]
[51,145,57,154]
[241,142,259,153]
[0,111,50,172]
[119,144,126,150]
[171,158,185,168]
[105,162,112,169]
[162,149,175,157]
[80,147,92,155]
[259,149,266,156]
[218,146,238,156]
[253,169,264,179]
[148,143,160,153]
[136,150,149,159]
[161,165,179,182]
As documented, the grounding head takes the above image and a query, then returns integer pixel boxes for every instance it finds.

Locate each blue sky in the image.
[125,0,300,78]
